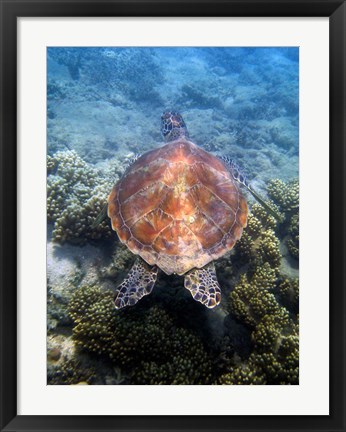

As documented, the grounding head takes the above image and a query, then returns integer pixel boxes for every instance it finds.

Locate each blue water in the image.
[47,47,298,187]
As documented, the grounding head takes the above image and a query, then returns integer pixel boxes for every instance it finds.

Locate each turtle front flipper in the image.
[90,203,108,229]
[184,262,221,309]
[221,156,283,222]
[114,258,158,309]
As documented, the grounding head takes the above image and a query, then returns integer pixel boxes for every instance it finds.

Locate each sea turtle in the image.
[105,111,280,309]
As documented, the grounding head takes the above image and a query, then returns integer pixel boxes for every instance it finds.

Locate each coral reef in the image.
[277,276,299,313]
[46,46,299,386]
[236,213,281,269]
[267,178,299,260]
[68,285,213,385]
[252,315,299,384]
[96,244,134,281]
[47,150,123,245]
[251,202,278,231]
[267,178,299,214]
[230,274,281,328]
[47,161,299,385]
[287,213,299,260]
[217,355,267,385]
[227,270,298,384]
[48,357,96,385]
[222,179,299,385]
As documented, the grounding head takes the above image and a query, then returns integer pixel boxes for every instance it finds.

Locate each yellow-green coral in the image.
[256,229,281,268]
[277,277,299,312]
[47,150,118,244]
[236,226,281,269]
[252,316,299,384]
[218,358,266,385]
[68,285,213,385]
[252,310,290,352]
[251,202,278,231]
[47,357,96,385]
[287,213,299,259]
[228,276,298,384]
[266,178,299,261]
[226,189,299,385]
[230,274,281,327]
[251,262,278,290]
[245,213,263,238]
[267,178,299,214]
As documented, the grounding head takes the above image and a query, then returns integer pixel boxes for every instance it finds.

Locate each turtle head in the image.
[161,111,189,142]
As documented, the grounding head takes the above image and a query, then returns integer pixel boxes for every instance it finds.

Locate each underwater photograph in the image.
[47,47,299,385]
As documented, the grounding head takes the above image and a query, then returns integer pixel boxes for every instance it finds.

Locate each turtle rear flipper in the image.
[114,258,158,309]
[184,262,221,308]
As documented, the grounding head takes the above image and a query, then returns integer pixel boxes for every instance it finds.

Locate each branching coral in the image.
[250,203,278,232]
[236,224,281,269]
[133,327,213,385]
[228,274,298,384]
[54,175,299,386]
[47,357,96,385]
[68,285,213,385]
[230,274,282,327]
[266,178,299,261]
[218,357,266,385]
[252,316,299,384]
[277,276,299,313]
[224,179,299,385]
[256,229,281,268]
[287,213,299,260]
[47,150,121,245]
[267,179,299,214]
[251,262,278,291]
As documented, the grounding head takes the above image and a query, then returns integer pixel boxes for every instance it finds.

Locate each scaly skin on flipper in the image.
[222,157,283,222]
[114,258,158,309]
[184,262,221,308]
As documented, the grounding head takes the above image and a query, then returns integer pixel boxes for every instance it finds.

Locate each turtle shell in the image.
[108,139,248,275]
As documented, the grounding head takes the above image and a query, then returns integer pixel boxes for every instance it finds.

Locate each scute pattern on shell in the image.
[108,140,248,275]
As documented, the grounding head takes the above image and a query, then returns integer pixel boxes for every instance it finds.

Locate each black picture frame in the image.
[1,1,345,431]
